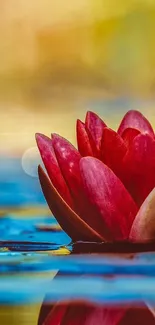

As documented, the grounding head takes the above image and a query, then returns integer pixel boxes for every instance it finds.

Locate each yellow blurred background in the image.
[1,0,155,155]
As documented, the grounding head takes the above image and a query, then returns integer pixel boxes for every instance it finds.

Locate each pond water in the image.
[1,157,155,324]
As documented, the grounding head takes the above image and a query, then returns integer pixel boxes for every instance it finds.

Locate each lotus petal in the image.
[35,133,73,207]
[85,111,106,158]
[122,134,155,206]
[38,166,103,242]
[121,128,140,147]
[52,134,83,213]
[52,134,106,237]
[80,157,138,241]
[76,119,93,156]
[117,110,154,137]
[130,188,155,242]
[101,127,127,179]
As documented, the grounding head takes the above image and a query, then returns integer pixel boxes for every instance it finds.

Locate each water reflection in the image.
[0,246,155,304]
[0,212,155,324]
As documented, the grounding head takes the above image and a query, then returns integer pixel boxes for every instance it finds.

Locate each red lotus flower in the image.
[36,110,155,243]
[36,110,155,325]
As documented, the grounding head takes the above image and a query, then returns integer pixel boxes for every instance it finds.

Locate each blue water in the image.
[1,156,155,307]
[0,157,45,207]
